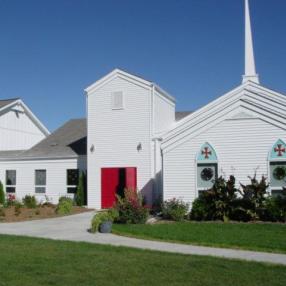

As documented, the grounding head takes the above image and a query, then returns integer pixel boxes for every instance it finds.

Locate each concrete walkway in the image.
[0,211,286,266]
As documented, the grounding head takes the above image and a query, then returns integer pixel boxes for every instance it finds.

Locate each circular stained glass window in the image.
[201,167,214,181]
[273,166,286,181]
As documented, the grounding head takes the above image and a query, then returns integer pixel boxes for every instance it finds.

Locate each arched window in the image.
[197,143,218,193]
[269,139,286,196]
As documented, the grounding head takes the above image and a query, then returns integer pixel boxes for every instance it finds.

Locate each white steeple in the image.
[242,0,259,84]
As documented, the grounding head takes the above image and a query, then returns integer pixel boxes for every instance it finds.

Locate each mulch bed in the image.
[0,205,93,223]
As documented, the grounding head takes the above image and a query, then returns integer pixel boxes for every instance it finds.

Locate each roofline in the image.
[161,82,286,150]
[84,68,176,103]
[0,155,81,162]
[0,99,50,136]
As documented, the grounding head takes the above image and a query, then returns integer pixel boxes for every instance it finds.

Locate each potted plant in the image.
[90,209,118,233]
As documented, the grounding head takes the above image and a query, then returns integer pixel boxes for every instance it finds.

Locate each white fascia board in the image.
[0,99,50,136]
[153,84,176,104]
[244,91,286,114]
[249,82,286,102]
[161,99,286,153]
[19,100,50,136]
[162,85,247,142]
[0,99,19,114]
[85,68,152,95]
[84,68,176,104]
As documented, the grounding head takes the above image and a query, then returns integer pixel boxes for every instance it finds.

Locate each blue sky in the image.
[0,0,285,131]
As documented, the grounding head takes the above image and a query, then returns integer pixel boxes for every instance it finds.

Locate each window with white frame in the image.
[35,170,46,193]
[6,170,16,193]
[111,91,124,110]
[197,142,218,194]
[67,169,79,193]
[269,139,286,196]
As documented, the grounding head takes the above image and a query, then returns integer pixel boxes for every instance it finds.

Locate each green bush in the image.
[56,197,73,215]
[75,171,86,206]
[190,196,211,221]
[114,189,149,224]
[261,193,286,222]
[90,209,117,233]
[0,181,5,205]
[239,175,268,221]
[22,195,37,208]
[162,198,189,221]
[190,175,281,223]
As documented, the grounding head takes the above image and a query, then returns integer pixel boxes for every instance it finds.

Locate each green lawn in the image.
[0,235,285,286]
[112,222,286,253]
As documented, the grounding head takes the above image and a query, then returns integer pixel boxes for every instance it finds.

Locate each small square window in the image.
[111,91,124,109]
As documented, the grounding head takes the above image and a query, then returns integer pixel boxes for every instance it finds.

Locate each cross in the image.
[201,147,212,159]
[274,144,286,157]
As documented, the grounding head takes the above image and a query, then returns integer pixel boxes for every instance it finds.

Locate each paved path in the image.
[0,212,286,266]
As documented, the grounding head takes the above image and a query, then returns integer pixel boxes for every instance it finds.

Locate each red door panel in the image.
[101,168,119,209]
[125,167,137,190]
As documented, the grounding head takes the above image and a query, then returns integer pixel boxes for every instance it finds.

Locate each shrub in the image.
[261,192,286,222]
[190,196,211,221]
[22,195,37,208]
[6,194,17,207]
[90,209,117,233]
[114,188,149,224]
[238,175,269,221]
[0,181,5,205]
[162,198,189,221]
[56,196,73,215]
[75,171,85,206]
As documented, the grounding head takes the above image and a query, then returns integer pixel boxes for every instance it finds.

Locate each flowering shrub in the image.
[6,194,16,207]
[162,198,189,221]
[113,188,149,224]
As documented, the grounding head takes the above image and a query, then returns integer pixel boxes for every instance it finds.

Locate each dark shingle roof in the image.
[0,98,19,109]
[18,118,87,159]
[175,111,192,121]
[0,150,26,159]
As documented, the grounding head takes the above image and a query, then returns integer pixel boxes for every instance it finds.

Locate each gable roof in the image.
[84,68,176,103]
[161,81,286,152]
[0,98,50,136]
[1,119,87,160]
[0,98,19,109]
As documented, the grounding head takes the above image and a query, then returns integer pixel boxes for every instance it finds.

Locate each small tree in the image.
[75,171,85,206]
[0,181,5,205]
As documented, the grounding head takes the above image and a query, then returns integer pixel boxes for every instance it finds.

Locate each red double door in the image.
[101,167,137,209]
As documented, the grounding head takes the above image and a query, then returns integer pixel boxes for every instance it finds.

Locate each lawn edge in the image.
[112,228,286,255]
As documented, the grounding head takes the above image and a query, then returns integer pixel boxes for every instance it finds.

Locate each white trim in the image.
[0,99,50,136]
[84,68,175,103]
[161,83,286,152]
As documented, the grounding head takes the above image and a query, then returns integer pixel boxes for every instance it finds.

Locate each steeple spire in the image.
[242,0,259,84]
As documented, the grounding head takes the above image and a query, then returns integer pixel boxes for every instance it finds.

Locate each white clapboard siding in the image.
[163,114,286,205]
[154,91,175,134]
[0,157,86,204]
[87,76,153,208]
[0,107,46,151]
[86,70,176,209]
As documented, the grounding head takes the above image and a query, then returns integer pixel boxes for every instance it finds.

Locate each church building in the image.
[0,0,285,209]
